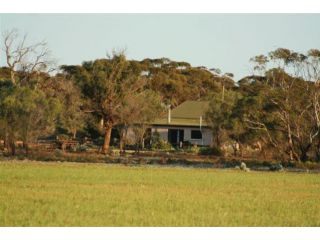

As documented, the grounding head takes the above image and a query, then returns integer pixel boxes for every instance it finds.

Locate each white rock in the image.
[240,162,247,170]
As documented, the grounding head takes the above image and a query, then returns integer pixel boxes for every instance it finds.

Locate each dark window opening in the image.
[191,130,202,139]
[168,129,184,145]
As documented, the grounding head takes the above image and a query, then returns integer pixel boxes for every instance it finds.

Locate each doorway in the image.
[168,129,184,146]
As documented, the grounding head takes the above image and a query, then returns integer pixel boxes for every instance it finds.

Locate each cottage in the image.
[150,101,212,146]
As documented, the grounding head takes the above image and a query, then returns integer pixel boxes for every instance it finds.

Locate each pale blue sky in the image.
[1,14,319,80]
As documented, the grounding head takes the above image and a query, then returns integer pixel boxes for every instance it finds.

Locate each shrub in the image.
[190,145,200,154]
[199,146,223,156]
[54,149,64,157]
[151,133,173,151]
[76,144,88,152]
[70,144,79,152]
[56,134,71,140]
[94,136,105,146]
[110,148,120,156]
[182,141,192,148]
[269,163,284,171]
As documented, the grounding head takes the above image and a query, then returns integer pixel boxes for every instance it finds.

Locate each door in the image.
[168,129,184,146]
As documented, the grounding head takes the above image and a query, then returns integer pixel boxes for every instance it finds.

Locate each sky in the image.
[0,14,320,80]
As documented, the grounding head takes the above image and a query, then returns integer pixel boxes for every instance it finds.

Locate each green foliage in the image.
[199,146,223,156]
[0,80,62,153]
[205,90,241,148]
[151,139,173,151]
[61,52,155,153]
[56,134,72,140]
[189,145,200,154]
[151,132,173,151]
[55,77,86,138]
[76,144,89,152]
[2,30,320,163]
[207,48,320,162]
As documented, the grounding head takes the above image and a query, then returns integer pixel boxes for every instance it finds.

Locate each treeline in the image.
[0,29,231,155]
[1,29,320,162]
[206,48,320,162]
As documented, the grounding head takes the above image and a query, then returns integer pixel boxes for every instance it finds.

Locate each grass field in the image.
[0,161,320,226]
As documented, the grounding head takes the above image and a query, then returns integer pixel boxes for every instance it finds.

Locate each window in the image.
[191,130,202,140]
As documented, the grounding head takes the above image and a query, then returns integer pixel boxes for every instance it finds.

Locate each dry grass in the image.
[0,160,319,226]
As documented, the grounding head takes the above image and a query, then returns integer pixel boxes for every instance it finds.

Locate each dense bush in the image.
[56,134,72,141]
[150,131,173,151]
[151,139,173,151]
[189,145,200,154]
[199,146,223,156]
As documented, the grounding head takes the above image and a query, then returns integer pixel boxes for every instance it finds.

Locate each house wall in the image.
[151,126,212,146]
[151,127,168,140]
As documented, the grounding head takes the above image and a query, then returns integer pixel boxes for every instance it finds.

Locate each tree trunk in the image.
[9,139,15,156]
[141,138,145,150]
[233,141,240,157]
[72,130,77,140]
[102,122,113,154]
[24,141,29,156]
[221,84,225,101]
[6,130,15,156]
[3,129,9,151]
[299,144,311,162]
[215,129,221,148]
[10,70,16,85]
[286,118,298,161]
[119,137,124,153]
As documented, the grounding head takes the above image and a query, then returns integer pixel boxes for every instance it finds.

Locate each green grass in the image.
[0,161,320,226]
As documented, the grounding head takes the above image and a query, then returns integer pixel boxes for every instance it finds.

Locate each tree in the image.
[0,80,61,155]
[1,29,59,155]
[61,52,147,154]
[205,90,240,151]
[250,54,269,77]
[141,58,234,107]
[234,80,280,158]
[235,48,320,162]
[128,90,164,153]
[3,29,54,86]
[116,90,163,153]
[0,80,15,153]
[55,76,85,139]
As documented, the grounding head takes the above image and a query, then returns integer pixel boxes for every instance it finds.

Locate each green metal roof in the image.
[152,101,210,127]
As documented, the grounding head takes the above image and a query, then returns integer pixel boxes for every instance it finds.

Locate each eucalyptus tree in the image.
[1,29,60,155]
[238,48,320,161]
[53,76,86,139]
[205,90,240,150]
[128,90,163,152]
[61,52,148,154]
[3,29,54,86]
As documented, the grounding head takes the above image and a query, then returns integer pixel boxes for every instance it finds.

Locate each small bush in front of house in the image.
[199,146,223,156]
[150,132,173,151]
[151,139,173,151]
[189,145,200,154]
